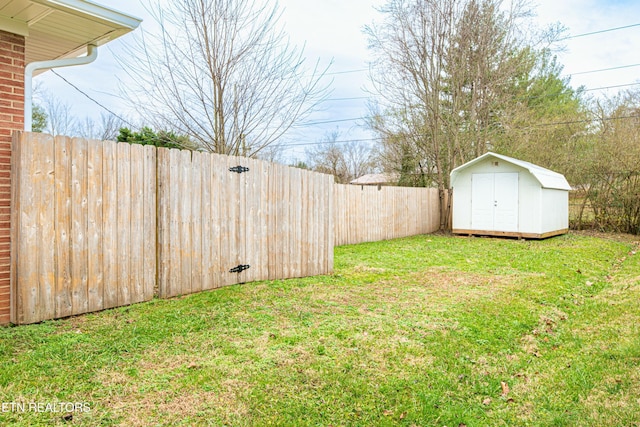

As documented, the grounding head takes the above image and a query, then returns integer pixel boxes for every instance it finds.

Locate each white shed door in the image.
[471,173,519,232]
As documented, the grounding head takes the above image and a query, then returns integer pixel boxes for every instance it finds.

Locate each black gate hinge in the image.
[230,264,250,273]
[229,165,250,173]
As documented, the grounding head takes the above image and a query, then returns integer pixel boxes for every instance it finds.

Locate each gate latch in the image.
[229,165,249,174]
[230,264,250,273]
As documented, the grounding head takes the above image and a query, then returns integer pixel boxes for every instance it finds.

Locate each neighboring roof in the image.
[0,0,141,69]
[450,152,572,191]
[350,173,398,185]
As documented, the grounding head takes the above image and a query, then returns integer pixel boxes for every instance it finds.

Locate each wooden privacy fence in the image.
[11,134,157,324]
[334,184,440,246]
[11,133,334,324]
[10,132,439,324]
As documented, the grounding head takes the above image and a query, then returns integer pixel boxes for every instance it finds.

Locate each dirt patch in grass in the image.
[571,230,640,244]
[401,267,522,302]
[111,388,249,427]
[312,267,520,309]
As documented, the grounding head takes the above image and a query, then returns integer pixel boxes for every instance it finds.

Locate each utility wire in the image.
[314,23,640,77]
[50,64,640,147]
[285,112,640,148]
[50,69,135,129]
[297,116,365,126]
[569,63,640,76]
[325,68,368,76]
[557,23,640,41]
[325,96,369,102]
[50,70,188,147]
[306,81,640,127]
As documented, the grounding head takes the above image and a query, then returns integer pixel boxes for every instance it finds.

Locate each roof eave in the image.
[31,0,141,30]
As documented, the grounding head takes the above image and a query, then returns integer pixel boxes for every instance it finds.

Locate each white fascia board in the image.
[32,0,142,30]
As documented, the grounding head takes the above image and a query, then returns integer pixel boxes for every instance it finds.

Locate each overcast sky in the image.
[34,0,640,161]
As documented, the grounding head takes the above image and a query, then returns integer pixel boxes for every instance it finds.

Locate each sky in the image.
[34,0,640,162]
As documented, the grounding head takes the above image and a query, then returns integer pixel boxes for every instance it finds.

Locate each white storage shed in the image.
[450,152,571,239]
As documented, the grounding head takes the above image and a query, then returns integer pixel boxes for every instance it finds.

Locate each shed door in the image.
[471,173,518,232]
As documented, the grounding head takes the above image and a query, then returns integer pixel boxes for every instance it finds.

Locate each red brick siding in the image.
[0,30,24,324]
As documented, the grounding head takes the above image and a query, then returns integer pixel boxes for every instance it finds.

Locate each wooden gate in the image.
[156,149,334,298]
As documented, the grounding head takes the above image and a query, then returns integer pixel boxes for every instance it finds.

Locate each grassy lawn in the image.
[1,233,639,426]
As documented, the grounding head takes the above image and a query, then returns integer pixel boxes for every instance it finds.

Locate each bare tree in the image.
[365,0,544,229]
[41,94,77,136]
[121,0,330,157]
[306,131,377,183]
[574,89,640,233]
[75,113,126,141]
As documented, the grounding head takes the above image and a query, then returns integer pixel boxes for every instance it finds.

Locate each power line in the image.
[286,111,640,148]
[557,23,640,42]
[49,70,192,147]
[50,69,135,128]
[569,63,640,76]
[583,82,640,92]
[297,116,365,126]
[528,112,639,129]
[299,81,640,128]
[324,96,369,102]
[286,137,381,147]
[50,62,640,147]
[325,68,368,76]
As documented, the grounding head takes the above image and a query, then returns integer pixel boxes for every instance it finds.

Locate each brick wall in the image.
[0,30,24,324]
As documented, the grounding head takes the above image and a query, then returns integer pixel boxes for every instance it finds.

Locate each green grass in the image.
[1,232,639,426]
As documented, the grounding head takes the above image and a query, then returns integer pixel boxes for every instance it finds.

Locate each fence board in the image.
[267,162,277,280]
[326,174,333,272]
[116,142,131,306]
[15,132,38,324]
[38,136,56,321]
[211,154,223,288]
[54,135,72,318]
[143,145,156,301]
[259,162,269,280]
[254,158,264,283]
[246,157,258,282]
[102,140,118,309]
[290,167,300,278]
[191,152,203,293]
[313,173,321,275]
[235,155,246,284]
[215,154,229,287]
[87,139,103,312]
[166,149,178,296]
[71,137,89,315]
[179,150,192,295]
[201,152,213,291]
[156,148,170,298]
[130,144,144,304]
[227,156,238,285]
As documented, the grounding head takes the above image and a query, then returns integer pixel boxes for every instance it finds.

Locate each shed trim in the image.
[451,152,571,191]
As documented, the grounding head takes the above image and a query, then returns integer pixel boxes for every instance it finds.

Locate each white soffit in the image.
[0,0,141,65]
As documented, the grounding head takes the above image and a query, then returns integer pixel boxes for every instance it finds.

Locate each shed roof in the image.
[0,0,141,71]
[450,152,571,191]
[350,173,398,185]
